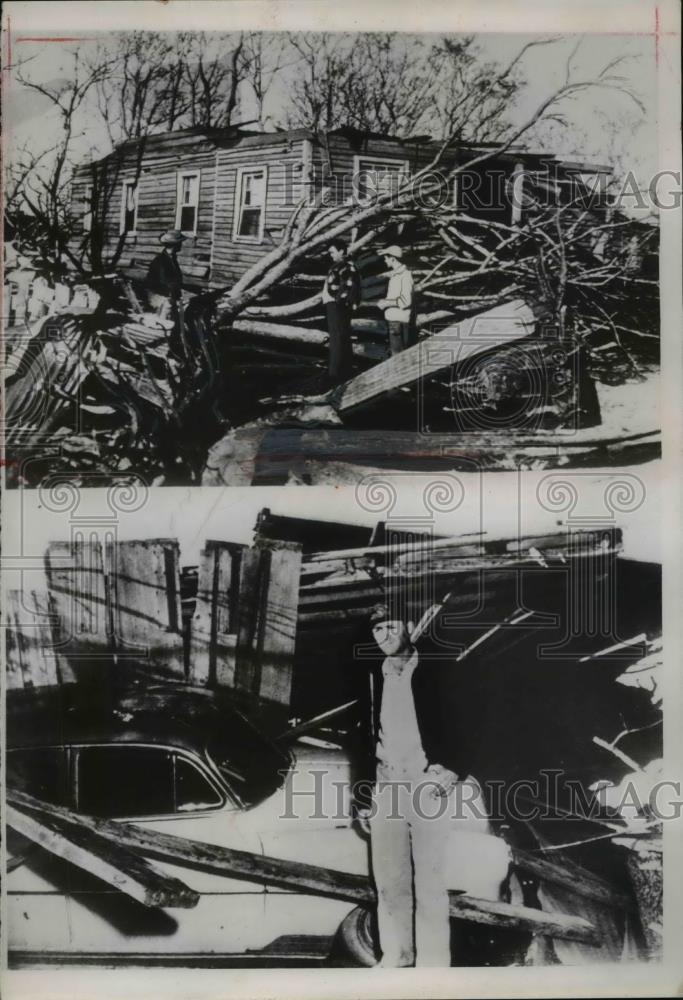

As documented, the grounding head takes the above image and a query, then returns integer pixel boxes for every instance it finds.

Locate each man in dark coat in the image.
[146,229,185,310]
[354,603,482,967]
[322,242,361,384]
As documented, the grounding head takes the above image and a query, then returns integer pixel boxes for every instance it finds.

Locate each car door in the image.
[73,743,269,955]
[6,746,78,955]
[8,743,268,958]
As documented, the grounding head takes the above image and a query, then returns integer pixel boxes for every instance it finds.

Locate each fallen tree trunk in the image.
[231,318,380,362]
[7,790,599,945]
[202,424,661,487]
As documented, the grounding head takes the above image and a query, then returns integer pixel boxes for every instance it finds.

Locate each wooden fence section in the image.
[5,590,72,690]
[108,540,185,679]
[235,539,303,707]
[44,539,109,658]
[188,540,244,687]
[9,534,303,706]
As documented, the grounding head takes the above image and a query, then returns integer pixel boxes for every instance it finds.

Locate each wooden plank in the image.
[7,790,600,945]
[108,540,185,678]
[45,540,109,658]
[188,540,244,687]
[4,590,70,689]
[259,542,304,705]
[7,798,198,910]
[234,539,303,707]
[338,299,536,413]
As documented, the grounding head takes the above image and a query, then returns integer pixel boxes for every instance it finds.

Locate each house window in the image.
[353,157,409,203]
[120,179,139,235]
[176,171,200,235]
[83,184,94,233]
[233,167,267,242]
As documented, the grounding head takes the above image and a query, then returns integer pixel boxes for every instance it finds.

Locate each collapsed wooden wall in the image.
[187,537,303,706]
[7,535,303,710]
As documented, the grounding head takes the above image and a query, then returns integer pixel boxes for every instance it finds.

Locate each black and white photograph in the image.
[2,8,663,486]
[1,480,664,970]
[1,2,681,1000]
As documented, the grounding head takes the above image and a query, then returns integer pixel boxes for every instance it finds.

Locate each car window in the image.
[77,745,175,817]
[175,755,222,812]
[207,713,291,808]
[6,747,70,807]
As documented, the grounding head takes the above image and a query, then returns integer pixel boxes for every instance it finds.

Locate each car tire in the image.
[330,905,380,967]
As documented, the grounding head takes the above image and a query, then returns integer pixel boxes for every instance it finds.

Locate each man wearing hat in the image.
[355,602,476,967]
[146,230,186,316]
[376,245,415,355]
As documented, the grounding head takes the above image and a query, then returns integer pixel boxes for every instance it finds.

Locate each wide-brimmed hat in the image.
[382,244,403,261]
[160,230,186,246]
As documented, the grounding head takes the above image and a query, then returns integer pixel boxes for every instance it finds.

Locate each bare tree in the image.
[7,50,112,272]
[212,42,648,326]
[283,33,527,140]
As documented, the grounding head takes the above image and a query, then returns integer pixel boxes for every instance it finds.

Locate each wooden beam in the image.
[7,798,199,910]
[7,791,599,945]
[338,300,536,414]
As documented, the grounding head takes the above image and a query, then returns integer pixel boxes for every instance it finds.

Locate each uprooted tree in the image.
[5,36,658,485]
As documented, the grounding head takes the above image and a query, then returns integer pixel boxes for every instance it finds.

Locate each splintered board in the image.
[338,299,536,413]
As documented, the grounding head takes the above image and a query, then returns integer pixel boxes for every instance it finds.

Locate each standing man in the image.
[322,242,361,384]
[146,229,186,318]
[355,603,473,968]
[376,245,415,356]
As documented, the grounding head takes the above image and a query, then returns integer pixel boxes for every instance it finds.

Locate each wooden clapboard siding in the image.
[108,539,185,679]
[210,136,307,287]
[70,127,548,288]
[5,590,71,689]
[188,540,244,687]
[44,539,109,659]
[234,538,303,707]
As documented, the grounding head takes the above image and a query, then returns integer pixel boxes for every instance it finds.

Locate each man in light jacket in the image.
[355,603,467,967]
[376,245,415,355]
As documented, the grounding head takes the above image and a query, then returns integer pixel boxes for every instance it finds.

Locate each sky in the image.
[3,28,658,189]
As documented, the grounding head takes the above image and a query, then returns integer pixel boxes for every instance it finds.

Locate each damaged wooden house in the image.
[4,122,658,486]
[5,514,662,967]
[69,124,611,289]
